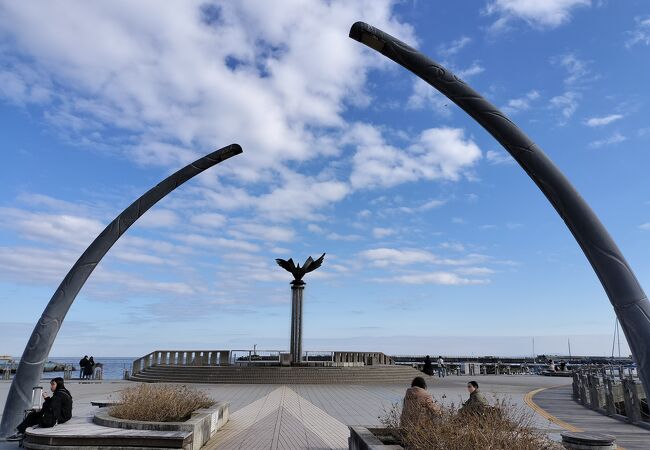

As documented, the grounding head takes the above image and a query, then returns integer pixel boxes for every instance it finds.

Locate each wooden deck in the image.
[204,386,349,450]
[530,384,650,450]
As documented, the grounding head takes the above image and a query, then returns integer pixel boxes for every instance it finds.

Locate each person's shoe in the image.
[6,432,24,441]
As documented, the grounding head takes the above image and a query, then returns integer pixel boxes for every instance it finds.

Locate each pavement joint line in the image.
[523,387,628,450]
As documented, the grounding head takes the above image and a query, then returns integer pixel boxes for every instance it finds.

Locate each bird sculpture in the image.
[275,253,325,283]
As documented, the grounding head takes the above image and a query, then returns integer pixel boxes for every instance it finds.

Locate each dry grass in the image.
[110,384,215,422]
[381,397,562,450]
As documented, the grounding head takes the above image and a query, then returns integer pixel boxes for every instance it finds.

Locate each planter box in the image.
[94,401,229,450]
[349,426,403,450]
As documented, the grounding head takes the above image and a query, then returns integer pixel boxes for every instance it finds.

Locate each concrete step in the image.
[130,365,426,384]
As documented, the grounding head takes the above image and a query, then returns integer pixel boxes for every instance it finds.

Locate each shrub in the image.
[381,397,562,450]
[110,384,215,422]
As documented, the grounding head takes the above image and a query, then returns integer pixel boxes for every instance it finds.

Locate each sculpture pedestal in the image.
[290,281,305,365]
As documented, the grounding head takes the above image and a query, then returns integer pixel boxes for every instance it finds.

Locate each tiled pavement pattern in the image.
[203,386,349,450]
[0,376,586,450]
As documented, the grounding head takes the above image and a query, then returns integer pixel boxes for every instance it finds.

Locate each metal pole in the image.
[290,281,305,364]
[349,21,650,396]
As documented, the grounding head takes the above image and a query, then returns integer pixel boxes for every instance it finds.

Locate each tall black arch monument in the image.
[349,22,650,393]
[0,144,242,436]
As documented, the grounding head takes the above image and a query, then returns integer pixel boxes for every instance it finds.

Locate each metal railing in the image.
[131,350,232,376]
[573,365,649,428]
[131,349,399,376]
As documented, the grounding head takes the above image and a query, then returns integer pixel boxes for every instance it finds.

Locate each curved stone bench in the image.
[24,416,193,449]
[23,402,229,450]
[94,402,229,449]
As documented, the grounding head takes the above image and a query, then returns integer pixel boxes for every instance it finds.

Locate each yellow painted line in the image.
[524,387,627,450]
[524,387,582,432]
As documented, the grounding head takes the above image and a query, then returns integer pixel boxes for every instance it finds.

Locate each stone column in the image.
[290,281,305,365]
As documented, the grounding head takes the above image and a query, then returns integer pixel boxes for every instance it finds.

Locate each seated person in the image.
[6,377,72,441]
[460,380,488,414]
[400,376,441,426]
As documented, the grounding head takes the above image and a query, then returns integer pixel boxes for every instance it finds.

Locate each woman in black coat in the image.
[7,377,73,440]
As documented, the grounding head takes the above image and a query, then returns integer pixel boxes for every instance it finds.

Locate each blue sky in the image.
[1,0,649,357]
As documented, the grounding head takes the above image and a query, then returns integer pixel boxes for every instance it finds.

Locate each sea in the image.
[40,357,135,380]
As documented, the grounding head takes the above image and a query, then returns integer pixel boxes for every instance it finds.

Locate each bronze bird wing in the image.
[303,253,325,274]
[275,258,296,274]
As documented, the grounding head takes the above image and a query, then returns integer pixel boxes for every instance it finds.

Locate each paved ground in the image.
[1,375,569,449]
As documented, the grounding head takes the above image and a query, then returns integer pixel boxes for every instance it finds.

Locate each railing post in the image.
[622,378,642,424]
[572,371,580,399]
[588,374,602,410]
[604,376,616,416]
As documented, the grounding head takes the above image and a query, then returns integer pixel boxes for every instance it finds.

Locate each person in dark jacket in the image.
[79,356,89,379]
[422,355,433,376]
[6,377,73,441]
[83,356,95,379]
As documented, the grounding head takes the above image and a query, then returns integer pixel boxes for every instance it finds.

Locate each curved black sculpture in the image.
[349,22,650,391]
[0,144,242,436]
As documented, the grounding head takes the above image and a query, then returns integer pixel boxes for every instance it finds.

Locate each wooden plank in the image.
[533,385,650,450]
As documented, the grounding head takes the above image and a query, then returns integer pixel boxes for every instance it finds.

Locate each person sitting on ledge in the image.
[400,376,441,426]
[460,380,488,414]
[6,377,73,441]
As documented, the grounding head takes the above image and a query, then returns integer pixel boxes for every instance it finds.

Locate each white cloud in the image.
[358,247,489,268]
[556,53,593,86]
[372,227,395,239]
[307,224,325,233]
[456,62,485,79]
[348,124,482,189]
[407,78,451,115]
[173,233,260,253]
[584,114,623,127]
[0,0,415,222]
[359,248,437,267]
[190,213,227,228]
[550,91,581,119]
[326,232,362,241]
[439,242,465,252]
[626,15,650,48]
[485,0,590,31]
[501,90,540,115]
[136,209,179,228]
[486,149,515,165]
[392,199,447,214]
[438,36,472,57]
[378,271,489,285]
[640,223,650,231]
[232,223,295,242]
[0,207,103,249]
[588,132,627,149]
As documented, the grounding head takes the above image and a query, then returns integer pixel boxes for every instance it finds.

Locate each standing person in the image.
[78,356,88,379]
[423,355,433,376]
[400,377,441,426]
[437,355,445,378]
[460,380,488,414]
[83,356,95,379]
[6,377,73,441]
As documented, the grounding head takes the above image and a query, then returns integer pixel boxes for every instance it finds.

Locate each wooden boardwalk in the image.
[531,384,650,450]
[204,386,349,450]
